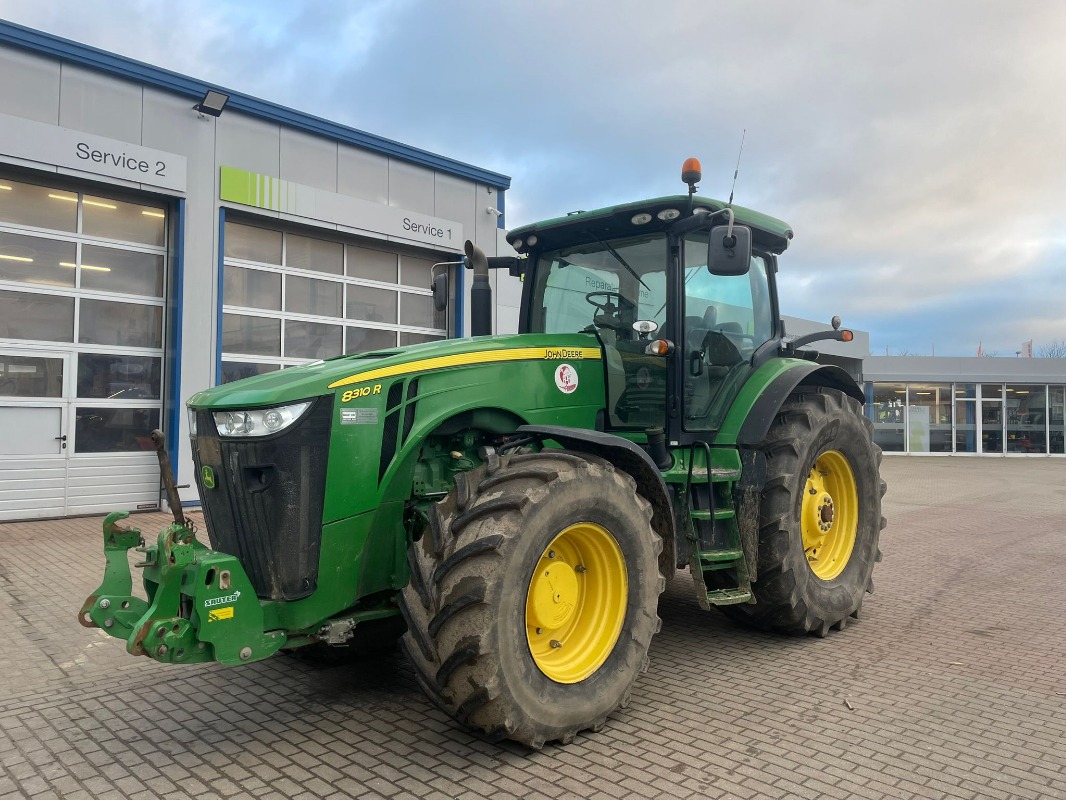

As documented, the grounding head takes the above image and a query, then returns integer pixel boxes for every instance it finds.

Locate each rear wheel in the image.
[400,451,664,747]
[725,388,886,635]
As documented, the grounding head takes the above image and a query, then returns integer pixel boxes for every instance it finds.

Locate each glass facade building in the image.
[864,357,1066,456]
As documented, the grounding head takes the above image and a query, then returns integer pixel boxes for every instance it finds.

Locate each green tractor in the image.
[80,159,885,748]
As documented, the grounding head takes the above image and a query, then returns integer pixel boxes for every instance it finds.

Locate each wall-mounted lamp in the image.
[195,90,229,118]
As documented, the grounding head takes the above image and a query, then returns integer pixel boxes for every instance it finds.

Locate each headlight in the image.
[212,401,312,438]
[188,407,197,437]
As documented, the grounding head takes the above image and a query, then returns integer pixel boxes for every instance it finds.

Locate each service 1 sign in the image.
[220,166,464,250]
[0,112,187,193]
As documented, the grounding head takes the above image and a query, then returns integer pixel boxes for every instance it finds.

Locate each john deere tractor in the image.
[81,159,885,748]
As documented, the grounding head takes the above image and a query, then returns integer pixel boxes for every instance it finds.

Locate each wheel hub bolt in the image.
[550,640,562,649]
[535,628,542,634]
[575,565,587,573]
[548,550,555,558]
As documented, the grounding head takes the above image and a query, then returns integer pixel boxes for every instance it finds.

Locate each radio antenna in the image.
[727,128,746,206]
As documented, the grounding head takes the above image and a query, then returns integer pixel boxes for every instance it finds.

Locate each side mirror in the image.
[432,273,449,311]
[707,224,752,276]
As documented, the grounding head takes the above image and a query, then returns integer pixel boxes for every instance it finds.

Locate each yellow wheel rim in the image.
[525,522,627,684]
[801,450,858,581]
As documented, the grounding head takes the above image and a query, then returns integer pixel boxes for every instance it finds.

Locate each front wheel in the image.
[724,388,886,635]
[399,451,664,748]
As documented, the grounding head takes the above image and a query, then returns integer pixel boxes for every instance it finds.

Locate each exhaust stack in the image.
[464,240,492,337]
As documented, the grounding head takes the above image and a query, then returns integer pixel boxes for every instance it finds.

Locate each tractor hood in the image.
[188,333,604,409]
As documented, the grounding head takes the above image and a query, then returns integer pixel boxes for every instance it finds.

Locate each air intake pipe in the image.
[464,240,492,337]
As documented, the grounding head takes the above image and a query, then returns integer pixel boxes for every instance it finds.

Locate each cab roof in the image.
[508,195,794,255]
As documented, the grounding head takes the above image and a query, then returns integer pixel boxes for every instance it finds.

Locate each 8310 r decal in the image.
[341,384,382,402]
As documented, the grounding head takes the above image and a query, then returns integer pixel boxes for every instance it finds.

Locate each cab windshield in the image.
[528,233,668,337]
[530,234,669,430]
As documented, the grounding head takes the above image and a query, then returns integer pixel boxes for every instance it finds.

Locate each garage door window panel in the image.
[80,299,162,349]
[0,289,74,342]
[224,266,281,311]
[346,285,397,324]
[223,313,281,357]
[287,234,342,275]
[400,255,434,288]
[346,326,396,354]
[400,291,434,328]
[83,195,165,247]
[75,407,160,453]
[285,320,342,360]
[225,222,281,265]
[347,245,397,283]
[0,178,77,231]
[80,244,163,297]
[0,231,76,288]
[77,353,161,399]
[0,355,64,398]
[288,275,342,318]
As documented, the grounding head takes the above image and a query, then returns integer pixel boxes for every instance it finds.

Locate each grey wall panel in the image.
[388,159,434,215]
[495,272,523,307]
[215,111,280,176]
[496,304,520,335]
[280,128,338,192]
[141,88,211,163]
[0,45,60,124]
[433,173,477,242]
[338,144,388,205]
[474,184,500,253]
[58,64,143,143]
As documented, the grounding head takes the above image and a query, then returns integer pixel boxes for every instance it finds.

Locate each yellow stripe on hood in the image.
[328,346,602,389]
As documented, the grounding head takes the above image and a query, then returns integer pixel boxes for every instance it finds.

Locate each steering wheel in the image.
[584,291,636,332]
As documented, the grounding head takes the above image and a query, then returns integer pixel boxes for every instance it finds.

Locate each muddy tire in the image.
[724,388,886,635]
[399,451,664,748]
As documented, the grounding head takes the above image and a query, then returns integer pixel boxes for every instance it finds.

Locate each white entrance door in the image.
[0,349,71,520]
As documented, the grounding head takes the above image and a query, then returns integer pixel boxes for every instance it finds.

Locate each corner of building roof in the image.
[0,19,511,190]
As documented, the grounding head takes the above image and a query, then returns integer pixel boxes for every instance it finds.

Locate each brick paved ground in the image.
[1,457,1065,800]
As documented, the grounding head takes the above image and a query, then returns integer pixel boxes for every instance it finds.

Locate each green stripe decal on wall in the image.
[221,166,295,212]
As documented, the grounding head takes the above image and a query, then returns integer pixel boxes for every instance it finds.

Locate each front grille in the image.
[192,396,333,600]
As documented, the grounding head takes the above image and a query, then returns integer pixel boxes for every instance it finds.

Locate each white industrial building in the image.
[0,21,512,520]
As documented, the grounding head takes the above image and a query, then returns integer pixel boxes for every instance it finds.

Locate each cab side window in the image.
[682,234,774,429]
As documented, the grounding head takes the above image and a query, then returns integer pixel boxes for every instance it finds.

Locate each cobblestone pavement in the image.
[1,457,1065,800]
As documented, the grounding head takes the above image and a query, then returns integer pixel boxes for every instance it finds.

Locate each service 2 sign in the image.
[0,112,187,193]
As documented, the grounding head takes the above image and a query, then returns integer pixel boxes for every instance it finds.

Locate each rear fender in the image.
[718,361,864,448]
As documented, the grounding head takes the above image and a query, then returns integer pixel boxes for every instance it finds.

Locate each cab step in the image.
[698,549,744,564]
[689,508,736,522]
[705,588,753,606]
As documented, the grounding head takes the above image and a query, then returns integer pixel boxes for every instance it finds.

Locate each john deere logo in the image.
[201,465,216,490]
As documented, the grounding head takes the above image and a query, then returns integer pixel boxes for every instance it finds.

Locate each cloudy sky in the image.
[3,1,1064,356]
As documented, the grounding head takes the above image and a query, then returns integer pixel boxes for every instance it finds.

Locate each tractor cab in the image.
[508,172,792,445]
